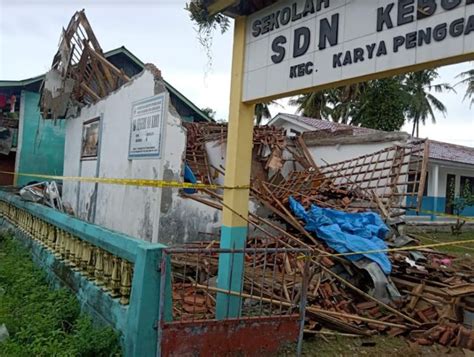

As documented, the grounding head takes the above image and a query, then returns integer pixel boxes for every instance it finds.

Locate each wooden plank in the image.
[90,59,107,97]
[88,48,130,81]
[80,82,101,102]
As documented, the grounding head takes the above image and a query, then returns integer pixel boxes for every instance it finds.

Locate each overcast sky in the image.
[1,0,472,147]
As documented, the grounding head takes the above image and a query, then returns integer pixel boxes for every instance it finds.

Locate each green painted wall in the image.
[16,90,65,186]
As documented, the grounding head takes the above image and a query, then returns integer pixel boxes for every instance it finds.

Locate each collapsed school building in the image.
[2,9,474,356]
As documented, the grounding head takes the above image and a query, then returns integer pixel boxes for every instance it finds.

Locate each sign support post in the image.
[214,0,474,320]
[216,15,255,320]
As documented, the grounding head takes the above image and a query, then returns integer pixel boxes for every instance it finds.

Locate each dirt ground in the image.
[293,335,471,356]
[279,334,472,356]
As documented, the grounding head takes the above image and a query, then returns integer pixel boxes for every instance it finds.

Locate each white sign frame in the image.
[128,93,167,159]
[243,0,474,103]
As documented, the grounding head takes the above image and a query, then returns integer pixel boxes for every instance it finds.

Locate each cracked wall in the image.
[62,69,218,244]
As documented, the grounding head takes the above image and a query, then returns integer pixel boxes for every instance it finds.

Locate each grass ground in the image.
[0,233,122,357]
[410,230,474,256]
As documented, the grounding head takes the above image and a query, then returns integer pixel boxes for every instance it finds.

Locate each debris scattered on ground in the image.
[175,122,474,350]
[19,181,64,211]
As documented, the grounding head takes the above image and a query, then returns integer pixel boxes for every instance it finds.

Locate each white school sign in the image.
[243,0,474,102]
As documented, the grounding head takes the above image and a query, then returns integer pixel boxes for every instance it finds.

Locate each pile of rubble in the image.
[170,238,474,348]
[172,123,474,349]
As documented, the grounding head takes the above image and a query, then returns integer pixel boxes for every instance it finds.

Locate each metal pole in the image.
[156,250,168,356]
[296,253,310,356]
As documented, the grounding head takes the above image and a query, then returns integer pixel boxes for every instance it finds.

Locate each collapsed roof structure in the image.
[40,10,132,119]
[32,7,474,350]
[184,122,428,220]
[172,123,474,349]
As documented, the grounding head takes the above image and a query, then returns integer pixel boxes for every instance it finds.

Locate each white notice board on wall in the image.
[128,93,167,159]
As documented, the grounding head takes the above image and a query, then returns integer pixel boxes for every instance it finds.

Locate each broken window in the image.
[81,117,100,159]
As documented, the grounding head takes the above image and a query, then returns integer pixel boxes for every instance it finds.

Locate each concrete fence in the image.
[0,190,170,357]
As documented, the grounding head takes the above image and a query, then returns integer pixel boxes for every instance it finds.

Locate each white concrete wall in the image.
[427,162,474,198]
[63,69,219,244]
[308,142,396,167]
[277,121,307,137]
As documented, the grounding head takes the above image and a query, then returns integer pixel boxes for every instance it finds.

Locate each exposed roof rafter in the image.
[39,10,131,119]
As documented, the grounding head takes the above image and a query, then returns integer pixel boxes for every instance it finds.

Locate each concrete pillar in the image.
[216,16,255,320]
[432,164,440,219]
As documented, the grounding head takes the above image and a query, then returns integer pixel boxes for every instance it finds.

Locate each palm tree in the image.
[254,102,272,125]
[288,91,329,119]
[288,84,366,123]
[456,66,474,107]
[327,83,367,124]
[404,69,454,138]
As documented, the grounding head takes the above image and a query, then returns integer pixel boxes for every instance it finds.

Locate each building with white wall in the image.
[62,66,220,244]
[269,113,474,218]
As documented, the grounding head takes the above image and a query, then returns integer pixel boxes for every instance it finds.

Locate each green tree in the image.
[449,179,474,235]
[326,83,367,124]
[353,77,408,131]
[289,80,406,130]
[288,91,330,119]
[288,69,454,135]
[201,107,216,120]
[404,69,454,138]
[456,66,474,107]
[254,102,272,125]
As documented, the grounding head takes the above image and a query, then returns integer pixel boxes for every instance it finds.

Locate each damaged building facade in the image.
[37,11,215,244]
[61,67,218,244]
[0,46,164,188]
[7,6,474,352]
[270,113,474,219]
[34,11,430,247]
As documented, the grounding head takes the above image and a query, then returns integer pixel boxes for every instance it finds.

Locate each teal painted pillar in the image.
[216,226,246,319]
[125,244,171,357]
[216,16,253,321]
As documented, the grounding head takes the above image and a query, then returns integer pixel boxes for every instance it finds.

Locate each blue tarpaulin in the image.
[183,163,197,194]
[289,197,391,274]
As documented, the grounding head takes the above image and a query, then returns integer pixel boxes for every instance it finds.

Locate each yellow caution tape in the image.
[3,173,474,257]
[4,173,474,221]
[293,238,474,260]
[327,238,474,258]
[0,171,250,190]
